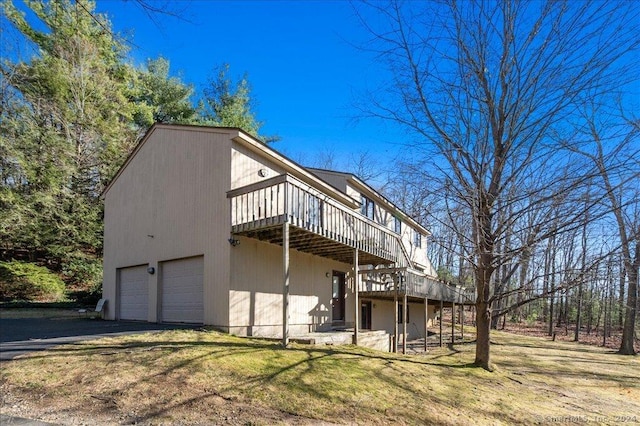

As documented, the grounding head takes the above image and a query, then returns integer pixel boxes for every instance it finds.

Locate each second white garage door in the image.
[119,265,149,321]
[161,256,204,323]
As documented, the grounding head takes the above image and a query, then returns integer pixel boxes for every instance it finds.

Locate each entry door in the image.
[361,301,372,330]
[332,271,346,322]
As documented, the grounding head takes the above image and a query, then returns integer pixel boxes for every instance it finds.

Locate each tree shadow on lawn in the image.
[15,332,629,424]
[16,331,487,376]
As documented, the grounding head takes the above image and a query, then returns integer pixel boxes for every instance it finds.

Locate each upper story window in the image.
[394,216,401,234]
[414,230,422,248]
[361,195,374,220]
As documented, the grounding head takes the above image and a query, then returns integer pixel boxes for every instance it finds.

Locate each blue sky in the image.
[96,0,405,168]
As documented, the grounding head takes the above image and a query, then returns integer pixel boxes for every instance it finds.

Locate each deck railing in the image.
[359,268,476,304]
[228,174,410,265]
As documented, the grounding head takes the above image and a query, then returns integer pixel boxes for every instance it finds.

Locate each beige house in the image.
[102,124,472,351]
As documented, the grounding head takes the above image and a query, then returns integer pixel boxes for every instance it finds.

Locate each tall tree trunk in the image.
[619,240,639,355]
[575,284,583,341]
[490,270,502,330]
[543,239,552,324]
[548,250,556,337]
[475,289,492,370]
[557,291,564,328]
[575,214,588,342]
[619,264,626,327]
[475,200,495,371]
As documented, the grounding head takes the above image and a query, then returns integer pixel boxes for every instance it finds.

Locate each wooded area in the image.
[0,1,268,298]
[362,0,639,364]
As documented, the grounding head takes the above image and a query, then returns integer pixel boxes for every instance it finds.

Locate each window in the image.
[414,231,422,248]
[394,217,401,234]
[360,195,374,220]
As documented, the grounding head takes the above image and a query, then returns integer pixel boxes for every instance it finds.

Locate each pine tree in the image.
[131,56,197,129]
[1,0,136,283]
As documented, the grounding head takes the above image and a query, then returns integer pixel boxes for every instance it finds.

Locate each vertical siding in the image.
[230,144,284,190]
[345,183,361,203]
[373,300,436,340]
[103,127,232,327]
[229,237,352,337]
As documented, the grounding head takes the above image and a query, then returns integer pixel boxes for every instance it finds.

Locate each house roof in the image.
[306,167,431,236]
[102,124,429,235]
[102,124,356,208]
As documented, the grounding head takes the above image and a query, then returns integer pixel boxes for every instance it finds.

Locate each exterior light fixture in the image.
[258,168,269,177]
[228,238,240,247]
[147,267,155,275]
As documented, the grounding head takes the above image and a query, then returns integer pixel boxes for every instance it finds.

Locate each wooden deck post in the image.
[451,302,456,345]
[439,299,443,347]
[461,305,465,340]
[394,275,399,353]
[282,221,290,347]
[354,248,359,346]
[424,297,429,352]
[402,290,407,354]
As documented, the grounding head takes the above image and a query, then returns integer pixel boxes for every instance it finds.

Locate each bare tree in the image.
[570,109,639,355]
[356,0,639,369]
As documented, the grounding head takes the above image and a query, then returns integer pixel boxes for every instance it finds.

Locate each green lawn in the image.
[1,328,638,425]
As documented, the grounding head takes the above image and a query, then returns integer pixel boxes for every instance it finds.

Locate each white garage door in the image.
[118,265,149,321]
[161,256,204,323]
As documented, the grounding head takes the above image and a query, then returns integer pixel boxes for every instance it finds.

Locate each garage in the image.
[160,256,204,323]
[118,265,149,321]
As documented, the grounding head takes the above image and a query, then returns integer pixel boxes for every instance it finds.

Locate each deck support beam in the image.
[461,305,465,340]
[439,299,443,347]
[353,248,359,346]
[282,221,290,347]
[394,276,399,353]
[451,302,456,345]
[402,290,407,354]
[424,297,429,352]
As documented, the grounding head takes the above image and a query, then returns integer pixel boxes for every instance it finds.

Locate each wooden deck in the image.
[359,269,476,304]
[227,174,410,266]
[227,173,476,305]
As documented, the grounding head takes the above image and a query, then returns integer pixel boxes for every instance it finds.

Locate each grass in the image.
[1,329,638,425]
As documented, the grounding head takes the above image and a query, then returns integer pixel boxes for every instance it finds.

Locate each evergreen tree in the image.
[131,56,197,129]
[200,64,277,143]
[1,0,136,282]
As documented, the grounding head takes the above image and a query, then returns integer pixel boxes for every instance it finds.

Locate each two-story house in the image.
[102,124,471,351]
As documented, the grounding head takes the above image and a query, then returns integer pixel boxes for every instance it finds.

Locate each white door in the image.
[161,256,204,323]
[118,265,149,321]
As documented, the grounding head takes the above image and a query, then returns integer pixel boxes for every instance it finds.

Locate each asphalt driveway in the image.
[0,317,199,361]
